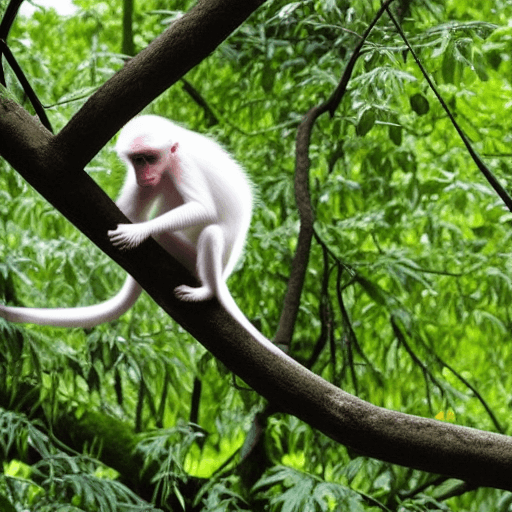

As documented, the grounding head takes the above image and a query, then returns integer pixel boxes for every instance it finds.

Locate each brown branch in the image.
[53,0,268,169]
[273,106,318,348]
[274,0,396,347]
[181,78,219,127]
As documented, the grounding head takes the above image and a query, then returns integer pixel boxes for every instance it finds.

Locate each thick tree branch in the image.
[55,0,267,168]
[1,0,512,491]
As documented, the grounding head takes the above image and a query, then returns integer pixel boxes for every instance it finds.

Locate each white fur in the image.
[0,116,281,355]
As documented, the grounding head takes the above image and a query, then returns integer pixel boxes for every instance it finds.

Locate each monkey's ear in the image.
[171,143,179,154]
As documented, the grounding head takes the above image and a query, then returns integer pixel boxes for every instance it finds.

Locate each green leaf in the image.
[356,109,375,136]
[356,276,388,306]
[473,52,489,81]
[442,42,457,83]
[389,124,402,146]
[410,93,430,115]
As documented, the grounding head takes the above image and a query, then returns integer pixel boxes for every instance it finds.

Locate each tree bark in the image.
[1,0,512,491]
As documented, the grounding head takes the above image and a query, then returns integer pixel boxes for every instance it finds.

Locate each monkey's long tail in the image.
[215,282,283,356]
[0,276,142,328]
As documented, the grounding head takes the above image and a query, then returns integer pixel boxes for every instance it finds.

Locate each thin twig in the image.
[0,40,53,132]
[386,8,512,212]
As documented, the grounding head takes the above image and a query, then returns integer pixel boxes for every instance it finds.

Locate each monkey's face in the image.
[127,136,179,188]
[128,151,168,187]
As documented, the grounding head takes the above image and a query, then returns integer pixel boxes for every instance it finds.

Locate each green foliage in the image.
[0,408,159,511]
[1,0,512,509]
[254,466,376,512]
[136,424,203,507]
[194,475,250,512]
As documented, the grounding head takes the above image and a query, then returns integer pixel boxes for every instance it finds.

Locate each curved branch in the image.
[274,0,396,347]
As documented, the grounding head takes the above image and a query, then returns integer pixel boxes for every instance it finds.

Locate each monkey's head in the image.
[126,137,179,188]
[116,116,180,188]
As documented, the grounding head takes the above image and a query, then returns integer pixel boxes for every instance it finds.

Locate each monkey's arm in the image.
[109,155,217,250]
[0,276,142,328]
[108,201,215,250]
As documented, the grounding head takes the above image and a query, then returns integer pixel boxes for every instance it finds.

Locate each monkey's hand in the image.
[108,223,150,251]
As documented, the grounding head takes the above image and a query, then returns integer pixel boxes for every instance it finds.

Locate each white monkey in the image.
[0,115,281,355]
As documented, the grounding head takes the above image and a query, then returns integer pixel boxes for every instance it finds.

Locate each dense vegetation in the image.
[1,0,512,510]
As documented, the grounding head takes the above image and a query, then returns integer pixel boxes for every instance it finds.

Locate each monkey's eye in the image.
[145,154,158,164]
[131,154,158,166]
[131,155,146,166]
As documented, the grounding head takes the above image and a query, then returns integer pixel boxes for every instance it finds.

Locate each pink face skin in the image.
[128,136,178,188]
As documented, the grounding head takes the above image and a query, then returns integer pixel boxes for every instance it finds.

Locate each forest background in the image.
[0,0,512,510]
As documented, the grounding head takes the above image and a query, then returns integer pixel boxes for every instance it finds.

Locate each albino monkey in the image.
[0,115,281,355]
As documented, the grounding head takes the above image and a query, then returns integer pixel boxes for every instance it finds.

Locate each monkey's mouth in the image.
[138,177,158,187]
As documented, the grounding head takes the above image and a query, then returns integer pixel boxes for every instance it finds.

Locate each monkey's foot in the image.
[175,285,214,302]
